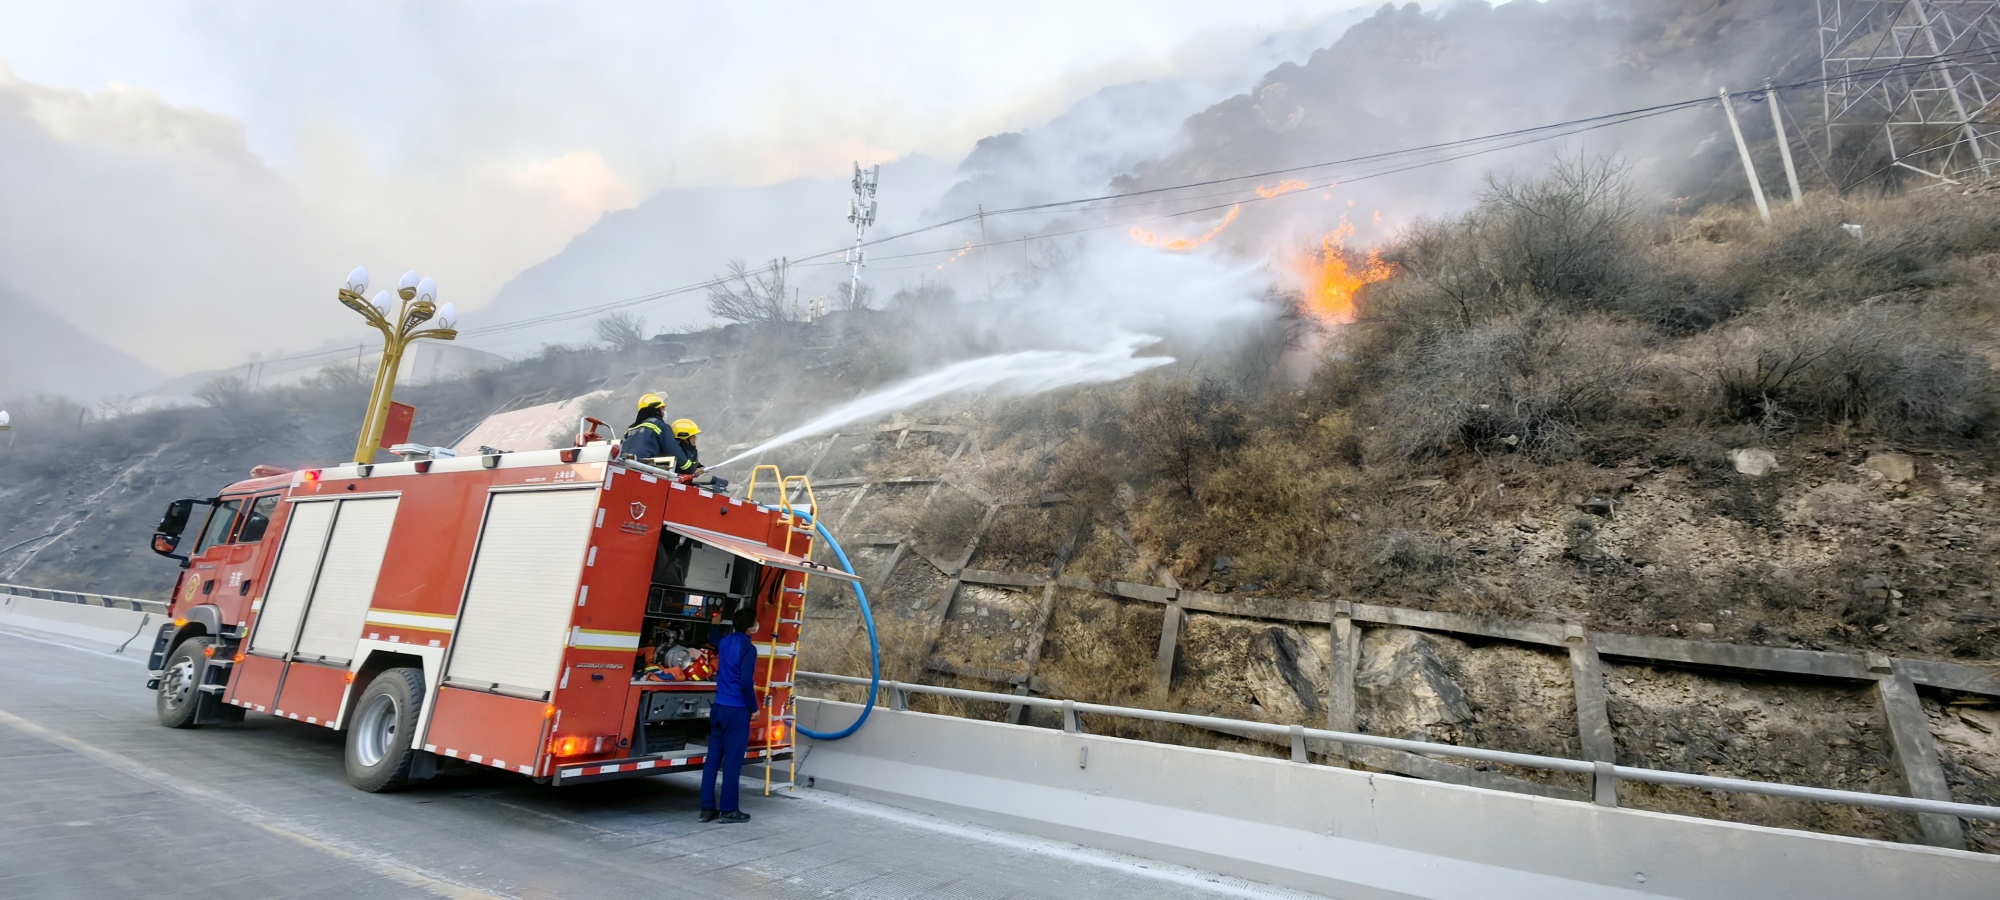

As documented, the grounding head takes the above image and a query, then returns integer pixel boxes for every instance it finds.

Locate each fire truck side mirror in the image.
[156,498,196,537]
[152,498,195,563]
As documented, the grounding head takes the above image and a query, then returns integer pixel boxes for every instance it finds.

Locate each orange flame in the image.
[1292,215,1395,326]
[1132,204,1240,251]
[1255,179,1310,198]
[935,241,973,270]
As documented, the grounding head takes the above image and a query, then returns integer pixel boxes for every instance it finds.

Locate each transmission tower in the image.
[846,162,879,309]
[1819,0,2000,182]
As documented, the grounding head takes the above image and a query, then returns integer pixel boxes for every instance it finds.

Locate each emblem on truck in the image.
[630,502,646,521]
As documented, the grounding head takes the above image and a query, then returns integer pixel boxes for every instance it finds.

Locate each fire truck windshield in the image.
[193,499,243,554]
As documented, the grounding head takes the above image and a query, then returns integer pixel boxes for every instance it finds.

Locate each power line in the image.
[237,50,1994,372]
[801,100,1708,267]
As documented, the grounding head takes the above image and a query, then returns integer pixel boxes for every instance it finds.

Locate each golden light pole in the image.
[337,266,460,463]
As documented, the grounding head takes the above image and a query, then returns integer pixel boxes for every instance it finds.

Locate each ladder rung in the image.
[778,618,802,625]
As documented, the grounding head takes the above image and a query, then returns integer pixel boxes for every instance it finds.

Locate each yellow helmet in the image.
[671,418,700,439]
[638,392,666,411]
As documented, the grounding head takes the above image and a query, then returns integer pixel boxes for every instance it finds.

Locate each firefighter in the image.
[622,393,673,463]
[671,418,729,491]
[699,604,760,823]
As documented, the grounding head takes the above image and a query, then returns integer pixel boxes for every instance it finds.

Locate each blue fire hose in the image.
[789,509,879,740]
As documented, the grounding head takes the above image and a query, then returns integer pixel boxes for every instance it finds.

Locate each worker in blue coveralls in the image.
[699,604,761,823]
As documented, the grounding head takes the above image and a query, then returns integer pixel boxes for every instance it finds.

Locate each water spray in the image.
[714,336,1172,469]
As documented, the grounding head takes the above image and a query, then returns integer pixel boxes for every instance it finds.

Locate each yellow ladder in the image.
[747,466,820,795]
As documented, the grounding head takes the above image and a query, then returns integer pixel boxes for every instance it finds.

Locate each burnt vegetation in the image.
[1005,155,2000,663]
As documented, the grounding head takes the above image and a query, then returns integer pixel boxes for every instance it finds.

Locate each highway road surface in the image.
[0,626,1311,900]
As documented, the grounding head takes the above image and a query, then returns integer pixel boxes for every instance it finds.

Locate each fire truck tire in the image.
[344,667,424,792]
[155,637,211,729]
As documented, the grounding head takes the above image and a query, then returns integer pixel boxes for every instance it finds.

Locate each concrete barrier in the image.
[796,698,2000,900]
[0,594,156,658]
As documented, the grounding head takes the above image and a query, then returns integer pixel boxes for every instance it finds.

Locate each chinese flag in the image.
[382,402,416,449]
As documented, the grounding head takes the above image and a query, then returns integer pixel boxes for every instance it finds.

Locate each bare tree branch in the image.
[706,259,798,324]
[593,311,648,350]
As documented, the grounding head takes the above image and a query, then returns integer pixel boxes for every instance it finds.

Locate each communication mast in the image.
[846,162,879,309]
[1818,0,2000,182]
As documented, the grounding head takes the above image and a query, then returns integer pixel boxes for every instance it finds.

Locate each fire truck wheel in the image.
[155,637,211,729]
[344,667,424,792]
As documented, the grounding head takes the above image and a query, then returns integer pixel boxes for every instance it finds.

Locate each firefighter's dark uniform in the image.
[623,417,672,462]
[673,437,702,476]
[674,437,729,490]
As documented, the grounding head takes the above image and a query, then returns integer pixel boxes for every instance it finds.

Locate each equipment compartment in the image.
[634,689,714,755]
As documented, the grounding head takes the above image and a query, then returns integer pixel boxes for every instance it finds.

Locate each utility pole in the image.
[847,162,878,310]
[977,203,994,299]
[778,256,790,320]
[1721,87,1773,224]
[1766,80,1805,207]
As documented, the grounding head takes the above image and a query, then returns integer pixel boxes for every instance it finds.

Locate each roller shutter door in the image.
[292,497,400,664]
[246,500,337,656]
[444,488,598,697]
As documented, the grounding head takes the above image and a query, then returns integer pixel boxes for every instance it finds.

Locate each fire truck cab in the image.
[143,444,853,791]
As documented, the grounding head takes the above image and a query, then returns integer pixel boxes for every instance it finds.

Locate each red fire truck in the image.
[142,440,855,791]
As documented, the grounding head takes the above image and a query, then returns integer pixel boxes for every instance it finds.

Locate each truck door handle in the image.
[239,579,254,596]
[202,579,215,595]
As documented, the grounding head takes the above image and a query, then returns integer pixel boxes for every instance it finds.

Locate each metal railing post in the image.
[1289,724,1308,763]
[1593,760,1619,808]
[1061,699,1079,733]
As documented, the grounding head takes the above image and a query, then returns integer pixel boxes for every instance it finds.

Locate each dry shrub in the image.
[1476,155,1643,305]
[1120,376,1246,500]
[1370,313,1646,461]
[1675,194,2000,315]
[1620,242,1752,334]
[1158,437,1352,591]
[1697,303,1994,440]
[1375,154,1643,330]
[1371,529,1459,580]
[1035,590,1162,707]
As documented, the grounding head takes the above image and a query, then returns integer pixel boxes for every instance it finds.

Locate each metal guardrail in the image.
[797,671,2000,824]
[0,583,167,613]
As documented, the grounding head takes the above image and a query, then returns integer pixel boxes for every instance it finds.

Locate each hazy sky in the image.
[0,1,1363,376]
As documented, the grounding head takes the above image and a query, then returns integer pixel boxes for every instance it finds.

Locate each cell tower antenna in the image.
[1819,0,2000,183]
[846,162,879,309]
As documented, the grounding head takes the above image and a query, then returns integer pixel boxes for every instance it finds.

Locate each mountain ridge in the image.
[0,282,161,404]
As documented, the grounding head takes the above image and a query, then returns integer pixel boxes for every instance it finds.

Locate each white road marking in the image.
[786,790,1322,899]
[0,631,511,900]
